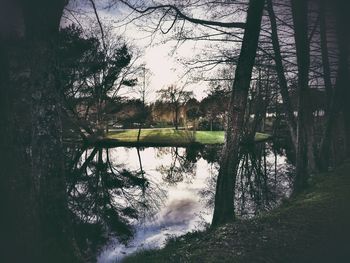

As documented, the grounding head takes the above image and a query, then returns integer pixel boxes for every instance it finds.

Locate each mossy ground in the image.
[123,161,350,263]
[107,129,270,145]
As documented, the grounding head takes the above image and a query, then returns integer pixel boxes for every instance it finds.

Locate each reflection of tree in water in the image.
[200,144,222,164]
[235,143,294,217]
[135,147,167,219]
[156,147,198,184]
[64,146,164,259]
[200,143,294,218]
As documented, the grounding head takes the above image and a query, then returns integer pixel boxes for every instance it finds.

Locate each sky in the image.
[62,0,218,102]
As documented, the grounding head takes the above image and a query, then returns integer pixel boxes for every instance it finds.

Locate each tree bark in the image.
[319,0,333,111]
[174,104,179,130]
[334,1,350,158]
[291,0,313,193]
[0,1,82,262]
[211,0,265,227]
[316,0,336,171]
[266,0,297,147]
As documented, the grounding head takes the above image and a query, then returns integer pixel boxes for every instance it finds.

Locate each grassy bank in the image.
[106,129,271,146]
[123,161,350,262]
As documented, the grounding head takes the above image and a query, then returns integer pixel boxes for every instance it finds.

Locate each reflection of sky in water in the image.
[97,147,213,263]
[97,146,292,262]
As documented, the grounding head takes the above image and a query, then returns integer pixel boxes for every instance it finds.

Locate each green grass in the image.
[122,160,350,263]
[106,128,271,145]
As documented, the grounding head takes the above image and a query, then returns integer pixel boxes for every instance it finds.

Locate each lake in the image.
[66,143,294,262]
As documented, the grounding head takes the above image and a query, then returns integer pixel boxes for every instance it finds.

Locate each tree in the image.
[58,25,138,137]
[291,0,313,193]
[133,64,152,141]
[334,0,350,158]
[211,0,265,226]
[114,0,286,226]
[185,98,201,131]
[0,0,82,262]
[200,86,229,131]
[134,64,153,105]
[266,0,297,147]
[156,85,193,130]
[112,98,149,128]
[66,147,150,256]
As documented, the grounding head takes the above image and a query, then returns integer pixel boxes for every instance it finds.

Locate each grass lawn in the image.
[106,128,271,145]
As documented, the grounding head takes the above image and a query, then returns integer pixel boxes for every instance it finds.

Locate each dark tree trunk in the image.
[137,123,142,141]
[250,68,268,137]
[334,1,350,158]
[291,0,313,193]
[211,0,265,227]
[174,104,179,130]
[319,0,333,111]
[267,0,297,147]
[316,0,336,171]
[318,71,342,171]
[0,1,82,262]
[318,0,350,170]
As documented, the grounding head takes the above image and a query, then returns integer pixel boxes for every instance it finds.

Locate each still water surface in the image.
[98,147,213,262]
[91,144,293,262]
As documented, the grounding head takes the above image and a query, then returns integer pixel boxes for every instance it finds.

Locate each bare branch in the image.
[88,0,107,51]
[118,0,246,29]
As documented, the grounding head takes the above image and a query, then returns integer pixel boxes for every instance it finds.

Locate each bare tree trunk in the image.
[318,72,342,171]
[267,0,297,147]
[318,0,350,170]
[174,104,179,130]
[319,0,333,110]
[335,2,350,158]
[249,67,267,137]
[211,0,265,227]
[291,0,313,193]
[316,0,336,171]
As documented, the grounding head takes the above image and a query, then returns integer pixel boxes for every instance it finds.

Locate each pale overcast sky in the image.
[62,0,244,102]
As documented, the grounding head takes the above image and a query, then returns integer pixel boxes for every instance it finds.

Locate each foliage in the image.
[108,98,149,128]
[65,147,151,257]
[156,85,194,129]
[199,86,229,130]
[57,25,137,135]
